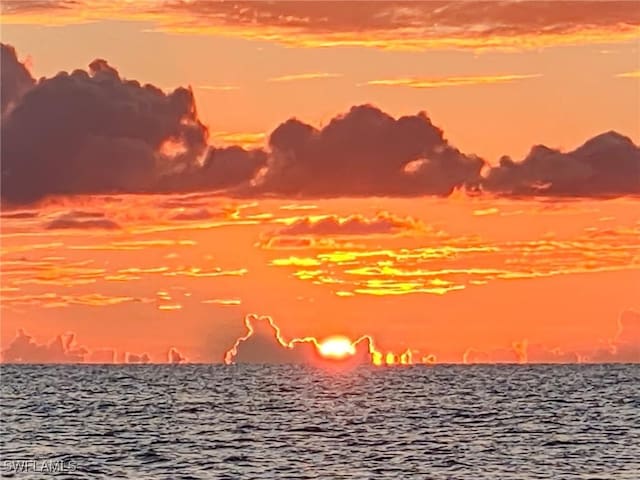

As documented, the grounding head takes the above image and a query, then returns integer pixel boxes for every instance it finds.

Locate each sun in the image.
[317,336,356,360]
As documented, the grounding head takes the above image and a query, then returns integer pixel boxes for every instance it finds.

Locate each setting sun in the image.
[317,336,356,360]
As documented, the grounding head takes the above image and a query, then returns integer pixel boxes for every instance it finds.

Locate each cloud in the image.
[168,347,186,363]
[202,298,241,306]
[162,146,267,193]
[591,310,640,362]
[1,210,39,219]
[223,313,429,366]
[1,44,636,203]
[169,208,217,221]
[125,352,150,363]
[0,43,35,116]
[44,210,121,230]
[275,212,422,236]
[2,330,87,363]
[0,330,190,364]
[483,131,640,197]
[4,1,638,51]
[0,45,265,204]
[268,72,343,82]
[254,104,484,197]
[0,49,209,204]
[463,311,640,364]
[0,292,142,309]
[462,310,640,363]
[223,314,318,364]
[364,74,541,89]
[212,131,266,149]
[269,223,640,297]
[85,348,116,363]
[616,71,640,79]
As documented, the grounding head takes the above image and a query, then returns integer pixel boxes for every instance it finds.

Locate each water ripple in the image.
[1,364,639,479]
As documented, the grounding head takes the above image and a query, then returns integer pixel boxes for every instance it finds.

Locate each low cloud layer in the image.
[1,329,190,364]
[1,43,638,204]
[2,330,86,363]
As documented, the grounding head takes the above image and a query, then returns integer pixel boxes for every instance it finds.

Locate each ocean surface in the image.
[1,364,639,479]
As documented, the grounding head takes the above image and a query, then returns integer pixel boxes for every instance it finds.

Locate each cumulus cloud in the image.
[0,43,35,115]
[1,50,204,203]
[255,104,484,197]
[223,314,424,366]
[224,315,317,364]
[0,45,262,204]
[2,330,87,363]
[483,132,640,197]
[157,146,267,193]
[2,43,637,203]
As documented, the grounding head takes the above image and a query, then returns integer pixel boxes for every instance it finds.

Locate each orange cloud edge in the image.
[222,314,430,367]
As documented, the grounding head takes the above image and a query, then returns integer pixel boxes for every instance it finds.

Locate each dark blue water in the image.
[1,365,639,479]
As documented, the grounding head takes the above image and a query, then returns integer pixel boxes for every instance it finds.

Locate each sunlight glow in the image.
[317,336,356,359]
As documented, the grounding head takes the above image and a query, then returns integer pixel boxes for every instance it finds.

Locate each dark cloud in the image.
[0,43,267,205]
[1,43,35,116]
[1,51,205,203]
[1,43,637,203]
[223,314,377,365]
[1,330,87,363]
[483,132,640,197]
[44,210,120,230]
[161,146,267,193]
[255,104,484,196]
[224,315,317,364]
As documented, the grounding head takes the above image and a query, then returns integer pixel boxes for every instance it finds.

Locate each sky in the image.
[0,0,639,365]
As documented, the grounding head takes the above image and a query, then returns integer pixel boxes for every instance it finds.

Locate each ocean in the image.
[1,364,638,479]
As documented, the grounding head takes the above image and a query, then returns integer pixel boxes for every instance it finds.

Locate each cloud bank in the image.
[484,132,640,197]
[1,43,638,204]
[223,314,424,366]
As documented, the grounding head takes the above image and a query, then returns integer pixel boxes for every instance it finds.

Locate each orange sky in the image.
[1,1,639,364]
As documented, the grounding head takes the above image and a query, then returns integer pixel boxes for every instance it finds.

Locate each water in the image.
[1,364,639,479]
